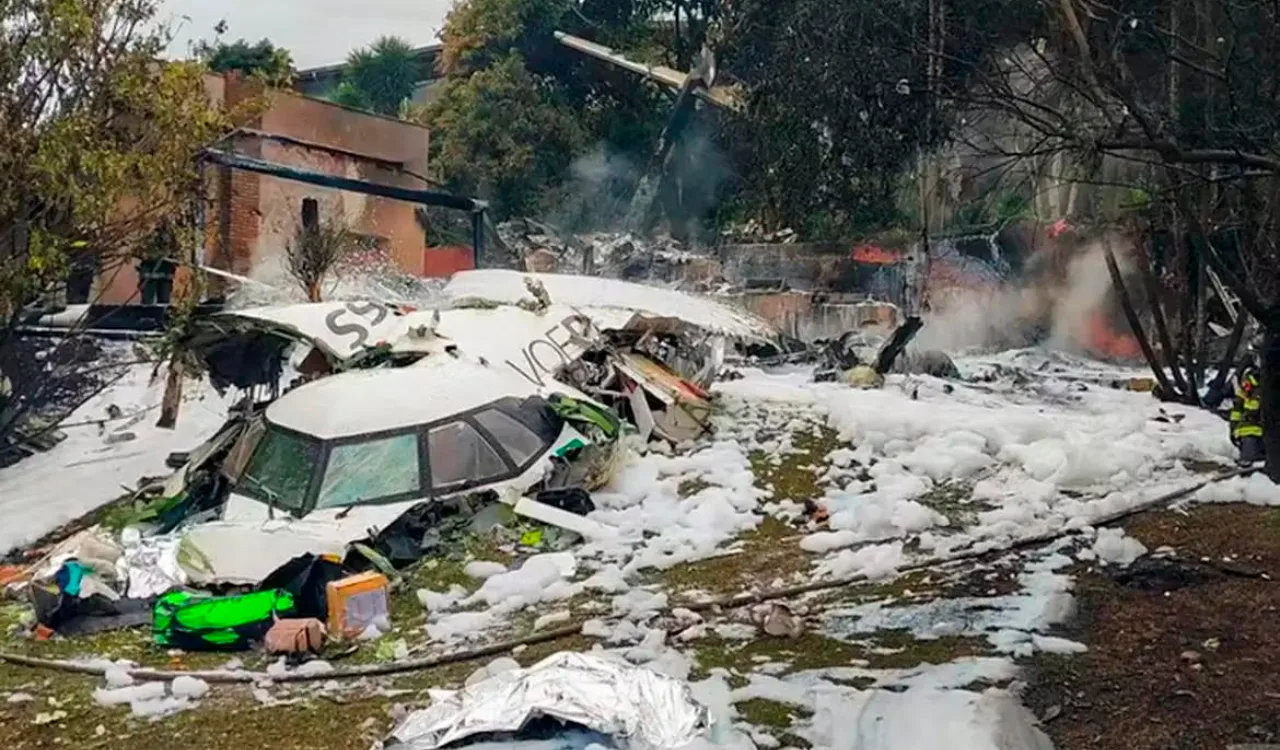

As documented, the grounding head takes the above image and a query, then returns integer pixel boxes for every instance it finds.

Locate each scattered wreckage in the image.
[3,272,781,649]
[3,268,972,653]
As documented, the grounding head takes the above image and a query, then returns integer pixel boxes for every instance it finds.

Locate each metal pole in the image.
[193,161,207,269]
[472,211,484,268]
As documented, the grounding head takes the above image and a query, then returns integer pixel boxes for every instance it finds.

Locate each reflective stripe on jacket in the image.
[1231,367,1263,439]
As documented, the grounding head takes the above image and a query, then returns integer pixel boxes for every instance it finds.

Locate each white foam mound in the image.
[806,687,1056,750]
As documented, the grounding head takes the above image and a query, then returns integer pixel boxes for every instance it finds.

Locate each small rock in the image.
[95,725,106,737]
[759,603,804,638]
[388,703,408,723]
[1180,650,1202,663]
[1202,638,1221,651]
[33,710,67,725]
[1041,704,1062,722]
[485,657,520,677]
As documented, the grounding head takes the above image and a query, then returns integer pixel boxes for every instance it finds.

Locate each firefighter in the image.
[1229,345,1265,466]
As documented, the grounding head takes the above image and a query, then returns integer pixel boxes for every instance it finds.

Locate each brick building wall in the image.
[96,73,434,304]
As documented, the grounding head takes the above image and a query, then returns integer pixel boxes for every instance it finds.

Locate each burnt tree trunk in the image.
[156,362,183,430]
[1262,326,1280,482]
[1104,244,1177,398]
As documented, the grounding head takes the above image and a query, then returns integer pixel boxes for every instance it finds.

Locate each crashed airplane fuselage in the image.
[190,270,777,444]
[179,354,624,584]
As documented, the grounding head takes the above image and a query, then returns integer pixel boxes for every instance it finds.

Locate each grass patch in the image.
[750,427,844,503]
[661,518,808,597]
[736,698,813,730]
[690,632,865,676]
[916,481,994,527]
[678,478,714,498]
[859,630,989,669]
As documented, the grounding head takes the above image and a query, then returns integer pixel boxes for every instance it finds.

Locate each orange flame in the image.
[851,244,902,265]
[1084,310,1141,360]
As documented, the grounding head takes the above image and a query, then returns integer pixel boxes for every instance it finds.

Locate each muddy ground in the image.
[1,412,1275,750]
[1025,505,1280,750]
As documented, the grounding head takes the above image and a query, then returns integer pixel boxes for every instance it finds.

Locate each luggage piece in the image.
[326,572,390,638]
[153,589,296,651]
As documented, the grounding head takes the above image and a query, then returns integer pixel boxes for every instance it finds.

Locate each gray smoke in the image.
[914,234,1132,356]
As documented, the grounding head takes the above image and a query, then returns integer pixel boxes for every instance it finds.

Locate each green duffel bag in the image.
[154,589,297,652]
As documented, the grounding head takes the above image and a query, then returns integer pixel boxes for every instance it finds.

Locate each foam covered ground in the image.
[0,363,233,556]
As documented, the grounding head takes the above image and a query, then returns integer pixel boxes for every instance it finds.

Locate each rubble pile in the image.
[496,219,716,287]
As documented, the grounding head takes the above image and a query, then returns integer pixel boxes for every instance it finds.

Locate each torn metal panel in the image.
[613,352,712,444]
[507,496,619,542]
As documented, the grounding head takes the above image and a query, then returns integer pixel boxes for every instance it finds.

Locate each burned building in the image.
[92,72,468,307]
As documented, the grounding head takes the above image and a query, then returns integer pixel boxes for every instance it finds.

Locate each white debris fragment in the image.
[170,676,210,700]
[104,666,135,689]
[294,660,334,677]
[417,585,469,613]
[93,682,167,707]
[7,692,36,704]
[463,561,509,580]
[818,541,905,580]
[1091,527,1147,566]
[267,658,291,678]
[533,610,572,631]
[130,695,190,719]
[1032,635,1088,654]
[464,553,578,609]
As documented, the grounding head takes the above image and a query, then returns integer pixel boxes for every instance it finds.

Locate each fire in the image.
[1083,310,1141,361]
[851,244,902,265]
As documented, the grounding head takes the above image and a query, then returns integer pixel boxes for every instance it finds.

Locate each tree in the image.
[928,0,1280,478]
[286,215,356,302]
[427,54,587,218]
[438,0,572,76]
[718,0,1038,237]
[428,0,675,223]
[197,38,295,85]
[0,0,230,454]
[333,36,422,117]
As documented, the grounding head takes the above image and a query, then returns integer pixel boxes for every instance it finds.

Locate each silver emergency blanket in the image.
[385,652,710,750]
[120,535,189,599]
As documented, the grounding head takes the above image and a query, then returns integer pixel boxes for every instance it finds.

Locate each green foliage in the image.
[334,36,421,117]
[427,0,682,222]
[427,53,587,218]
[718,0,1039,238]
[439,0,573,75]
[197,37,294,85]
[328,80,373,112]
[0,0,231,442]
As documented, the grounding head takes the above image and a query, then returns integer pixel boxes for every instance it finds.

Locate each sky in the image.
[160,0,455,69]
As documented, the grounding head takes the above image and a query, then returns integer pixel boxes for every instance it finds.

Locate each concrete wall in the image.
[729,291,899,342]
[718,243,853,292]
